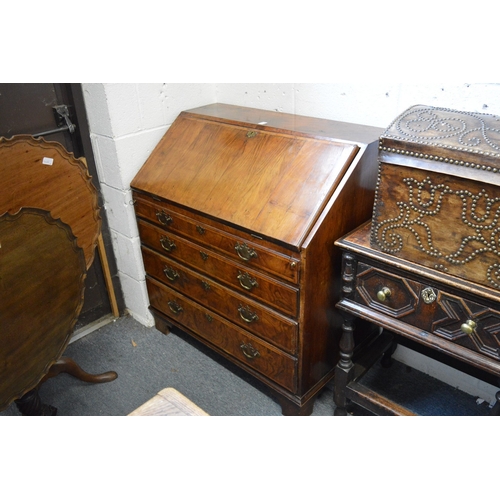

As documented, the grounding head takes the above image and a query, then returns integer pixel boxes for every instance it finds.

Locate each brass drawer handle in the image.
[156,210,173,226]
[196,225,206,235]
[377,287,392,302]
[235,242,258,261]
[237,271,259,291]
[168,300,183,315]
[160,236,176,252]
[461,319,477,336]
[163,266,180,282]
[240,342,260,359]
[205,314,213,323]
[200,251,209,261]
[201,281,211,291]
[238,304,259,323]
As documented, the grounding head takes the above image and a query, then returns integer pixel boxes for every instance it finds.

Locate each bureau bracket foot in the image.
[278,396,315,416]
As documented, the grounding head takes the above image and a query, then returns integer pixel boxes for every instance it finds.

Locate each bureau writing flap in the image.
[131,112,359,248]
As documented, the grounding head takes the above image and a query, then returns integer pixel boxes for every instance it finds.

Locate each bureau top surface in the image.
[132,104,381,247]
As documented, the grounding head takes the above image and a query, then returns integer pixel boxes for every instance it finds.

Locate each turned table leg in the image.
[15,388,57,416]
[334,315,355,416]
[491,392,500,416]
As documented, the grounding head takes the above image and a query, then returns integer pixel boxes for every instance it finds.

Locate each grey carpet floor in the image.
[0,315,335,416]
[1,314,493,416]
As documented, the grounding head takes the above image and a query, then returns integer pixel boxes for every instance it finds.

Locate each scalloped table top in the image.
[0,208,86,410]
[0,135,101,269]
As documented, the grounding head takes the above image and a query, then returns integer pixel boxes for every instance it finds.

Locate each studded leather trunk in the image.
[371,104,500,291]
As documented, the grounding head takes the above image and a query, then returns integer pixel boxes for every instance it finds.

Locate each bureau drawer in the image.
[355,262,500,362]
[147,277,297,393]
[142,246,298,354]
[138,219,299,317]
[133,193,300,284]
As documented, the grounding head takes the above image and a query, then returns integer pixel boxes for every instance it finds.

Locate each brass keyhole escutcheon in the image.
[421,287,437,304]
[163,266,180,282]
[240,342,260,360]
[237,271,259,291]
[461,319,477,336]
[376,287,391,302]
[156,210,173,226]
[160,236,176,252]
[235,242,258,262]
[238,304,259,323]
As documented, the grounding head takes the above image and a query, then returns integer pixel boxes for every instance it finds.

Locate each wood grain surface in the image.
[0,208,86,410]
[0,135,101,269]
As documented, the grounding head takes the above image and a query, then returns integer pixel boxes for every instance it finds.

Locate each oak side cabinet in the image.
[131,103,382,415]
[334,221,500,416]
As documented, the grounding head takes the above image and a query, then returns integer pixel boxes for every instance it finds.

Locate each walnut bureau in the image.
[131,103,382,415]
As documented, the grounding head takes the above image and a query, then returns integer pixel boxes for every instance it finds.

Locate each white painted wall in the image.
[82,83,217,326]
[82,83,500,404]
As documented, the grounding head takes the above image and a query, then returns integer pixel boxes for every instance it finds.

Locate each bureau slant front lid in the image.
[372,105,500,291]
[131,105,360,249]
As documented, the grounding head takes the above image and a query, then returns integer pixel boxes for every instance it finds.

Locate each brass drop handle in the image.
[237,271,259,291]
[461,319,477,336]
[238,304,259,323]
[163,266,180,282]
[377,287,392,302]
[168,300,183,315]
[160,236,176,252]
[156,210,173,226]
[235,242,258,262]
[240,342,260,360]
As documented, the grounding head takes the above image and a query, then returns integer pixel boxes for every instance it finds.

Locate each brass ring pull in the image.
[461,319,477,336]
[235,242,258,261]
[237,271,259,291]
[160,236,176,252]
[238,304,259,323]
[163,266,180,282]
[168,300,183,315]
[377,287,392,302]
[240,342,260,359]
[156,210,173,226]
